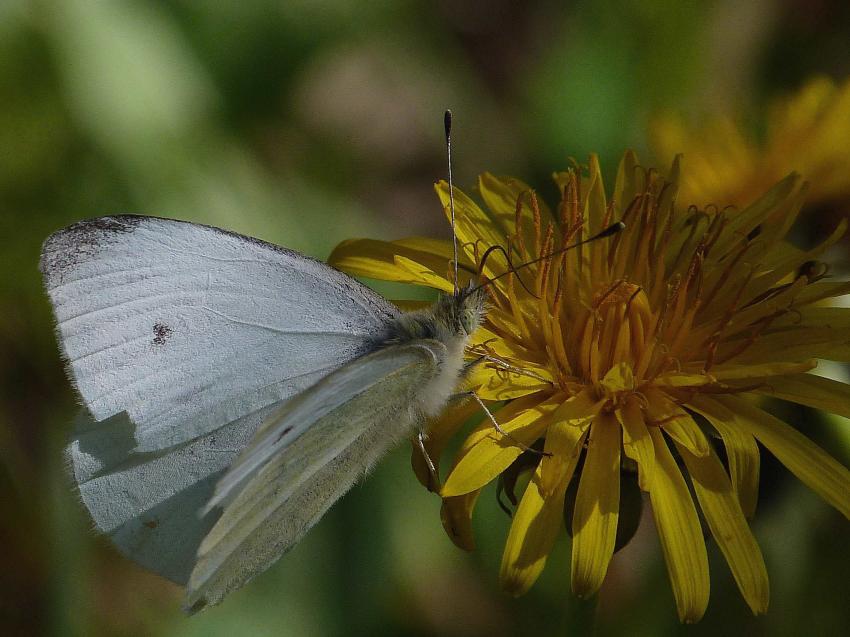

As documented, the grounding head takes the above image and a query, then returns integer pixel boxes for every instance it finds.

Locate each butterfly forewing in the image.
[42,216,400,585]
[41,215,399,452]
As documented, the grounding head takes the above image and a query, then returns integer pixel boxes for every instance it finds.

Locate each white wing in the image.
[44,215,399,582]
[184,341,445,611]
[68,405,272,585]
[41,215,399,452]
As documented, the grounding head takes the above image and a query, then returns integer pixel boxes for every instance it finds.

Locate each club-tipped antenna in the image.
[469,221,625,294]
[445,109,459,295]
[478,244,539,298]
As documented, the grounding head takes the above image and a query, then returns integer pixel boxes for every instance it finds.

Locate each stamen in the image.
[701,240,755,311]
[712,314,776,366]
[558,184,571,227]
[672,207,707,273]
[700,266,756,371]
[588,317,602,383]
[529,191,542,256]
[630,197,656,284]
[609,195,642,276]
[550,300,573,379]
[598,304,620,371]
[514,194,528,261]
[536,224,555,298]
[651,181,675,261]
[506,274,531,342]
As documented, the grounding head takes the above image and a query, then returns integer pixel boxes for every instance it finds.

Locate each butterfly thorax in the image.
[384,281,487,344]
[382,282,488,417]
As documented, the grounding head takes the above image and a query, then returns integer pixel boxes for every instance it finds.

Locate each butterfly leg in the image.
[462,352,552,384]
[416,430,440,491]
[452,390,549,456]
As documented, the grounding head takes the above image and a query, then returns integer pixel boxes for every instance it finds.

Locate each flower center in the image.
[559,281,654,387]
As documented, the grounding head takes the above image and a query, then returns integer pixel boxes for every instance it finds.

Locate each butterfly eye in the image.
[459,307,477,334]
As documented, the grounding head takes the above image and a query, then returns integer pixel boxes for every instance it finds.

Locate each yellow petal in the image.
[441,491,481,551]
[479,307,526,343]
[722,328,850,364]
[539,389,601,494]
[770,306,850,330]
[716,395,850,519]
[616,396,655,490]
[643,388,710,457]
[713,274,807,331]
[394,236,454,259]
[648,428,710,623]
[754,373,850,419]
[711,173,801,258]
[441,394,563,497]
[677,443,770,615]
[571,414,621,598]
[464,359,553,402]
[662,415,710,458]
[329,237,453,285]
[746,217,847,297]
[613,149,640,213]
[393,255,454,292]
[708,360,817,381]
[687,395,761,518]
[600,361,636,393]
[468,326,552,369]
[654,372,713,388]
[584,154,609,233]
[452,394,542,453]
[499,464,566,596]
[435,181,509,276]
[793,280,850,306]
[478,173,553,253]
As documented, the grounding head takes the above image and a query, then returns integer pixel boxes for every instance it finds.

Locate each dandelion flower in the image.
[329,152,850,622]
[651,75,850,208]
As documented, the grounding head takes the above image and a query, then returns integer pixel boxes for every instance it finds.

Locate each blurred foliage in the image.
[2,0,850,635]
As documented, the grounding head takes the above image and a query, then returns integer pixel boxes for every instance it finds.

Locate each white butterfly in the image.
[41,213,488,611]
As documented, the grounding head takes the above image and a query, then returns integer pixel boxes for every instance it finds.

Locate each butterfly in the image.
[40,204,496,611]
[41,113,622,612]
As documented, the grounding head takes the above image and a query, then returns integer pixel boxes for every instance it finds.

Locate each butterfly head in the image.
[435,280,488,337]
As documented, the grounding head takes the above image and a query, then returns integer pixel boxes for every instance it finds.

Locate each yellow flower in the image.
[328,153,850,623]
[651,76,850,208]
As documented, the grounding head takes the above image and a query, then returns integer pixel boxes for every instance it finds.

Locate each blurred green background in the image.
[3,1,850,635]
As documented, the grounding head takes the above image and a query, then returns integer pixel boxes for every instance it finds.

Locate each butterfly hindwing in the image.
[185,341,446,610]
[69,406,271,584]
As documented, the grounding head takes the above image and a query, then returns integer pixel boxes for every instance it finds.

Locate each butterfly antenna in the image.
[470,221,625,294]
[445,109,459,296]
[478,244,539,298]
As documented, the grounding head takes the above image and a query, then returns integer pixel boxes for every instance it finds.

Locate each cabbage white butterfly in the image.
[41,112,494,612]
[42,113,622,611]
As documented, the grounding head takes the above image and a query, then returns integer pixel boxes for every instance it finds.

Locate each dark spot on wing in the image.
[153,322,173,345]
[143,519,159,529]
[275,425,294,444]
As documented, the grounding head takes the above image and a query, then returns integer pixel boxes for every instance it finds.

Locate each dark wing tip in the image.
[39,215,143,281]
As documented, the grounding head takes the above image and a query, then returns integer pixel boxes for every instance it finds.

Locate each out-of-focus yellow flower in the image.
[652,76,850,208]
[329,153,850,622]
